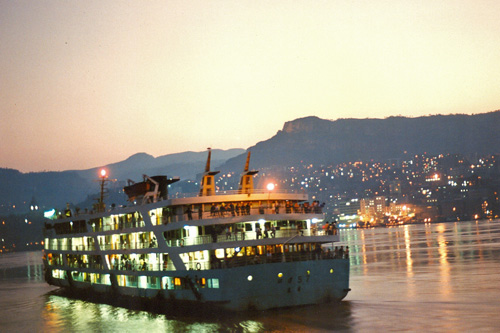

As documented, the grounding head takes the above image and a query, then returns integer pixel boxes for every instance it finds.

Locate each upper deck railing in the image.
[168,188,306,199]
[44,228,336,252]
[44,203,324,237]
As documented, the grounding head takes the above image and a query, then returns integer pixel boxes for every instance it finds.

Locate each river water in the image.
[1,220,500,332]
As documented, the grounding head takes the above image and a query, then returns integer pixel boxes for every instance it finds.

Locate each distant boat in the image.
[42,149,350,311]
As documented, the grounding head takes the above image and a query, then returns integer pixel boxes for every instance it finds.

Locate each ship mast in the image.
[96,169,115,212]
[238,151,259,194]
[199,148,220,196]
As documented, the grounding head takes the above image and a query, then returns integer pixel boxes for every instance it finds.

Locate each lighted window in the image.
[306,270,310,275]
[278,273,283,278]
[138,275,147,288]
[247,275,253,281]
[208,278,219,288]
[330,269,334,274]
[162,276,174,290]
[174,277,182,286]
[101,274,111,285]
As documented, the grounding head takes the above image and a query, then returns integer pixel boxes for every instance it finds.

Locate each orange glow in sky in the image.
[1,1,500,172]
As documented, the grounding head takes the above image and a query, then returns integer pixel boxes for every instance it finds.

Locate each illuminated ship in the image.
[42,149,350,311]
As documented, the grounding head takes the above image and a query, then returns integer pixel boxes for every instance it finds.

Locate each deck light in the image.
[267,183,275,191]
[100,169,107,178]
[44,209,56,218]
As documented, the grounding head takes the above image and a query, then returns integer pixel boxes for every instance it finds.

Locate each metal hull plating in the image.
[45,259,349,311]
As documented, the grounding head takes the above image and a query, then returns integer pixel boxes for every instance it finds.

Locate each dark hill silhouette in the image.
[2,111,500,213]
[73,149,244,182]
[0,149,244,212]
[221,111,500,171]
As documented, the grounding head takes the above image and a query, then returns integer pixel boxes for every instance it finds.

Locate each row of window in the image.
[50,269,220,290]
[47,199,320,237]
[46,241,330,273]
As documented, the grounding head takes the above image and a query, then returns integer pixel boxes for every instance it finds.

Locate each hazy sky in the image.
[1,1,500,172]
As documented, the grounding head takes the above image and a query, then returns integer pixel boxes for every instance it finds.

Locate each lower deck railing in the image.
[47,251,348,273]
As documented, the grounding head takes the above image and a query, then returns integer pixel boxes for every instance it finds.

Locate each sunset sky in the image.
[1,1,500,172]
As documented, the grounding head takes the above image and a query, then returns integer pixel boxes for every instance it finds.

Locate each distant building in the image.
[359,196,387,225]
[332,198,360,216]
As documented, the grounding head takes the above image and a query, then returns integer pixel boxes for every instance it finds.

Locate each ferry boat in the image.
[42,150,350,311]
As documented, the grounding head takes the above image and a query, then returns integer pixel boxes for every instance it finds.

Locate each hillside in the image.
[222,111,500,171]
[2,111,500,213]
[0,149,244,212]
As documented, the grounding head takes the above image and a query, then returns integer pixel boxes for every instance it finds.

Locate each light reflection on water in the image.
[344,219,500,331]
[38,292,354,332]
[1,220,500,331]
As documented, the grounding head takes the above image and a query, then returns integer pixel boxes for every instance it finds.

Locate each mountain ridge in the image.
[0,149,245,211]
[2,110,500,212]
[219,110,500,171]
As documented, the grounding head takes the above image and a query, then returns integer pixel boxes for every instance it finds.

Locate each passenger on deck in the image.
[230,203,235,216]
[256,226,262,239]
[339,246,345,258]
[185,206,193,220]
[297,223,303,236]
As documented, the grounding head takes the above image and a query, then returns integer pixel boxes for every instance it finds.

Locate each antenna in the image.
[95,168,116,212]
[244,151,251,172]
[205,147,212,172]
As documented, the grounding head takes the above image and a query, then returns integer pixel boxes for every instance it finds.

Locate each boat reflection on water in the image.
[41,290,354,332]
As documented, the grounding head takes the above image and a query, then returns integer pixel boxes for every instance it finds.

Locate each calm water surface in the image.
[1,219,500,332]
